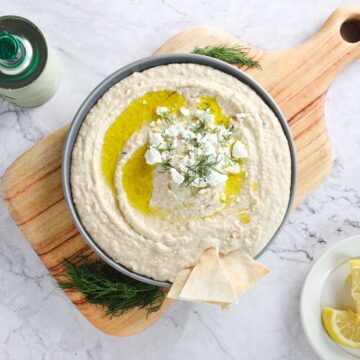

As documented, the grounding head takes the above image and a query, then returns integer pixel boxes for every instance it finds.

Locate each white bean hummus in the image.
[71,63,291,282]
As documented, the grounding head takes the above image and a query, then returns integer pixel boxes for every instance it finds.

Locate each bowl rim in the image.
[62,53,297,288]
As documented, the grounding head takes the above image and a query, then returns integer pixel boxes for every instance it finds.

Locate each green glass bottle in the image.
[0,16,60,107]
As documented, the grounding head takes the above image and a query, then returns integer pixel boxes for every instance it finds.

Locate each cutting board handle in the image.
[322,4,360,58]
[278,4,360,104]
[294,4,360,89]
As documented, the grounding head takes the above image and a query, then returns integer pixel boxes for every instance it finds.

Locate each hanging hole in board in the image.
[340,19,360,43]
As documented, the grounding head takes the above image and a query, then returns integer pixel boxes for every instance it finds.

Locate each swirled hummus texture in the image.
[71,64,291,281]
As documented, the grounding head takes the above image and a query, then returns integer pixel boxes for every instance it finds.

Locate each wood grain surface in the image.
[2,4,360,336]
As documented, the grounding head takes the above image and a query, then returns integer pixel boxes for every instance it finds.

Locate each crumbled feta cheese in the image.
[149,132,164,146]
[178,159,188,173]
[170,168,185,185]
[226,162,241,174]
[202,142,216,156]
[207,133,218,144]
[199,188,210,194]
[196,109,214,124]
[192,178,208,188]
[179,156,195,173]
[145,147,162,165]
[222,147,231,158]
[197,133,205,143]
[180,107,190,116]
[207,170,228,187]
[232,141,248,158]
[207,154,217,163]
[165,125,181,137]
[217,153,225,162]
[156,106,169,116]
[161,151,171,161]
[218,125,227,134]
[181,128,195,139]
[198,134,214,145]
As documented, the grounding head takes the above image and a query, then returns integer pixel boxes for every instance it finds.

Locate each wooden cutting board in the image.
[2,4,360,336]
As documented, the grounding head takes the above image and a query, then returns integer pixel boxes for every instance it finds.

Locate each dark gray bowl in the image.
[62,54,297,288]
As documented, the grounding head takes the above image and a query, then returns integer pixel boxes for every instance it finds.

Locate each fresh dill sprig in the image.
[160,159,173,173]
[192,119,207,134]
[154,136,174,154]
[186,137,201,149]
[218,126,234,146]
[160,131,175,147]
[183,153,219,187]
[229,155,244,166]
[163,116,174,126]
[155,133,175,173]
[192,45,261,69]
[57,259,165,317]
[160,111,174,125]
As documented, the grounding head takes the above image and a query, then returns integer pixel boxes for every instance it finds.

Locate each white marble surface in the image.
[1,0,360,359]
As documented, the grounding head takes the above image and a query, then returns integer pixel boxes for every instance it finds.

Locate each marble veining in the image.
[1,0,360,359]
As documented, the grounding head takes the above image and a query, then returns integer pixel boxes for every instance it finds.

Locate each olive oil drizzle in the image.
[121,145,155,215]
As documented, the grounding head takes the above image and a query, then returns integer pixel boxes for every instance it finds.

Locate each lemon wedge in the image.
[349,259,360,312]
[322,307,360,348]
[321,259,360,348]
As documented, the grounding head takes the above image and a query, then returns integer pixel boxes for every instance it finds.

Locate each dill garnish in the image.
[163,114,174,126]
[160,159,173,173]
[183,153,220,187]
[57,259,165,317]
[192,119,207,134]
[219,125,234,146]
[191,45,261,68]
[158,110,174,125]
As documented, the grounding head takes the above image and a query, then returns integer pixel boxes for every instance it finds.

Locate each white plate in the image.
[300,235,360,360]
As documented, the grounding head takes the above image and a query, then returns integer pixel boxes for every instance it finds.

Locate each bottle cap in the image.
[0,31,33,76]
[0,31,21,64]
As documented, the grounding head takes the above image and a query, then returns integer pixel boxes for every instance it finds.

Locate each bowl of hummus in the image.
[62,54,296,287]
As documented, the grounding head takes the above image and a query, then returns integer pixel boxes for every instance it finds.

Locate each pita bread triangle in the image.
[220,249,269,299]
[167,267,230,308]
[167,267,192,300]
[178,248,237,303]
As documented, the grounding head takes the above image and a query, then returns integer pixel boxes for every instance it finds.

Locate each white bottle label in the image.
[0,47,60,108]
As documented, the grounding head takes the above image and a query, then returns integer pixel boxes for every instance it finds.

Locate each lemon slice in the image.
[349,259,360,312]
[322,307,360,348]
